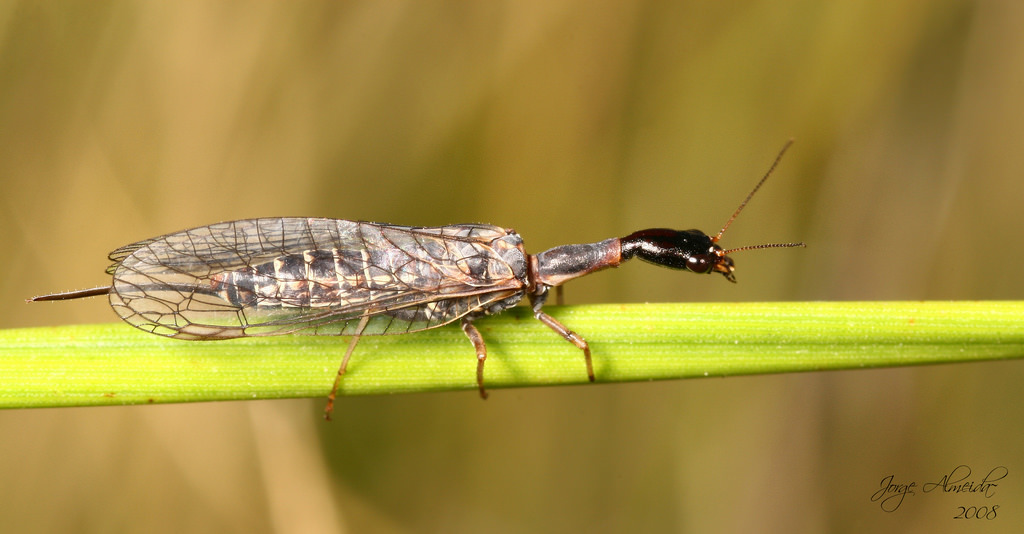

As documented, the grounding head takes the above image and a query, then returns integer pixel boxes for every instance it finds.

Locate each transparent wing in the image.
[108,218,527,339]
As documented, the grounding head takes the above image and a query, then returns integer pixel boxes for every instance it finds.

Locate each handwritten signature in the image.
[870,465,1007,512]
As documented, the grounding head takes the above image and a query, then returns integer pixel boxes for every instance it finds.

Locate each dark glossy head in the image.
[620,228,737,282]
[614,142,808,285]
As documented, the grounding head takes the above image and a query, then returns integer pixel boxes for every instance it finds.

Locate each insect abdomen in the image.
[211,247,413,309]
[106,219,531,339]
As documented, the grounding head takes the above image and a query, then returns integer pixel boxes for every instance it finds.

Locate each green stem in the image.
[3,301,1023,409]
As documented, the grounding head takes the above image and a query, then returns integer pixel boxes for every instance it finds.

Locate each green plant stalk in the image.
[2,301,1023,409]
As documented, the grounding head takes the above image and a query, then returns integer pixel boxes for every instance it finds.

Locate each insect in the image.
[30,142,804,419]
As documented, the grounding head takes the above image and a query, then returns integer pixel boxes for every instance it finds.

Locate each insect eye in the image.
[686,255,711,273]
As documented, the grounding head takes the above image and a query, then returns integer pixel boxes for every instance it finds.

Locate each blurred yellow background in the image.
[2,1,1022,532]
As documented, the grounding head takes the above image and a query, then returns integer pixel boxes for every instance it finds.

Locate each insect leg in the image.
[324,314,370,421]
[461,317,489,400]
[532,298,595,382]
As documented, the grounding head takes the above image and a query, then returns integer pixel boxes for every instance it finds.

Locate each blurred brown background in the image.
[2,1,1022,532]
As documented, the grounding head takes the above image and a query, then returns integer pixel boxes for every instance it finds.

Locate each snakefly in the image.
[30,142,804,419]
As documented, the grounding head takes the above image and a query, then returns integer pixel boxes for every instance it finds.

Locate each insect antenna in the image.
[713,139,794,244]
[723,242,805,255]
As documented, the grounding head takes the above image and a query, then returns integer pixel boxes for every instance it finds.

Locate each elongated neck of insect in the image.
[532,238,623,288]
